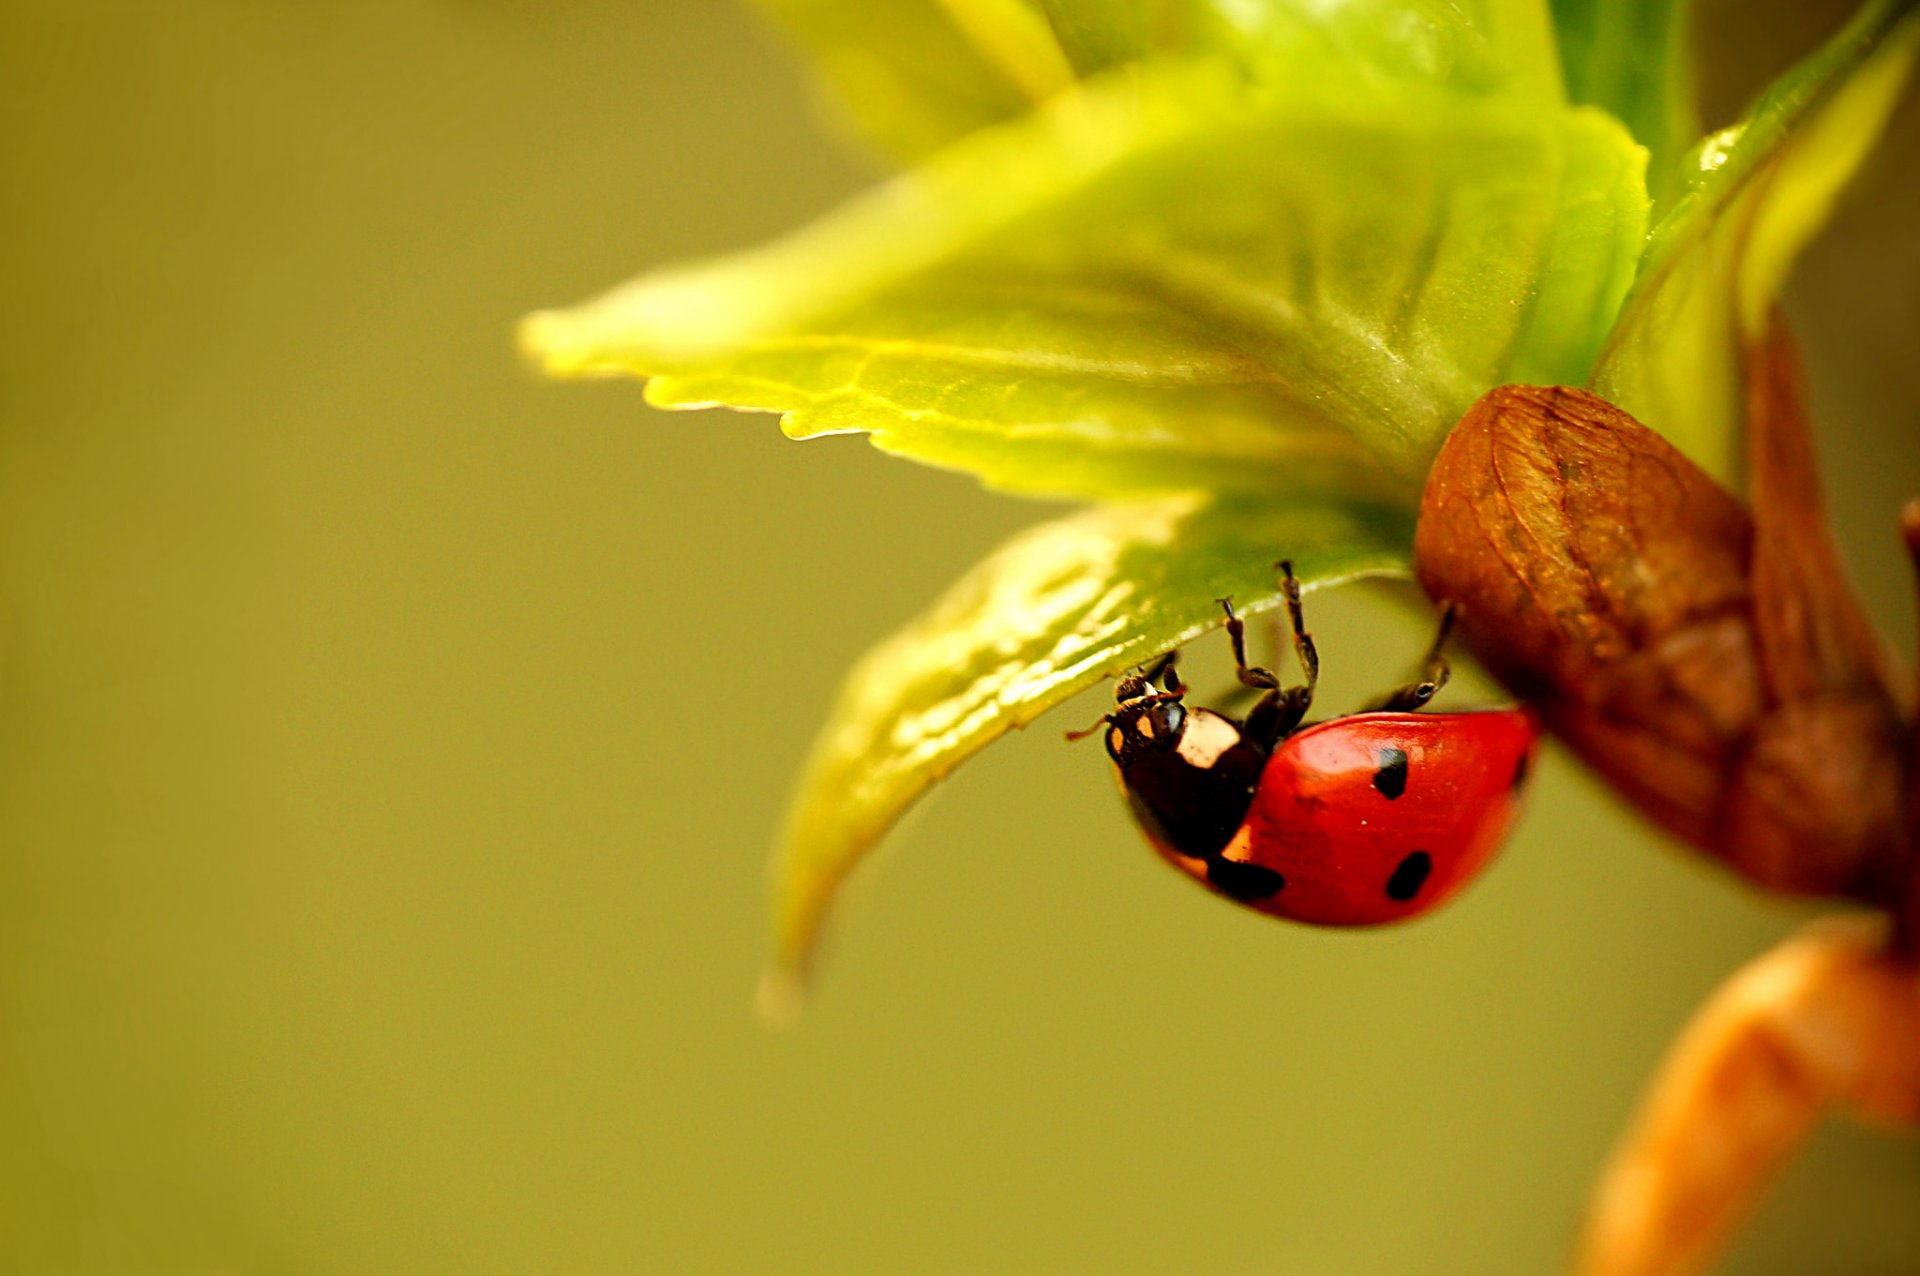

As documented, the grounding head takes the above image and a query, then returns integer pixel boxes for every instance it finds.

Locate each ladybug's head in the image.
[1101,671,1189,767]
[1086,667,1271,863]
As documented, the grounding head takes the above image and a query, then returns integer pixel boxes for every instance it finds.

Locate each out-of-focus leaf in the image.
[755,0,1070,161]
[1232,0,1562,100]
[1031,0,1212,76]
[1591,0,1920,485]
[758,496,1411,1013]
[760,0,1564,162]
[1550,0,1698,196]
[1036,0,1561,100]
[524,62,1646,500]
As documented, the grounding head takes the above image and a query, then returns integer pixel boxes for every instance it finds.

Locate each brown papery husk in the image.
[1413,324,1909,912]
[1570,918,1920,1276]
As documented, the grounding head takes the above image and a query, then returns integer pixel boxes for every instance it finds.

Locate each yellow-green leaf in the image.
[1550,0,1699,199]
[524,60,1647,501]
[756,0,1068,161]
[759,0,1566,163]
[1591,0,1920,484]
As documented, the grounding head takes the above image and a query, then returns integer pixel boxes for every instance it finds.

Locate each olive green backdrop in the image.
[2,3,1916,1273]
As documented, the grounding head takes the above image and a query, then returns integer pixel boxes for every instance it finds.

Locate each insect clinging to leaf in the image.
[1077,561,1538,926]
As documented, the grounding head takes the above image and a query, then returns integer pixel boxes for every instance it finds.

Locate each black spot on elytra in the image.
[1386,851,1432,902]
[1512,750,1531,791]
[1207,856,1286,902]
[1372,747,1409,800]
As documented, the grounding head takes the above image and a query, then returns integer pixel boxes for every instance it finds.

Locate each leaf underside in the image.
[760,497,1410,1008]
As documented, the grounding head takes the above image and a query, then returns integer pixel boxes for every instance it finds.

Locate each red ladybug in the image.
[1079,563,1537,925]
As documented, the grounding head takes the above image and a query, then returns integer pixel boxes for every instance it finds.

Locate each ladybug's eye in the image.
[1104,698,1189,765]
[1143,701,1186,742]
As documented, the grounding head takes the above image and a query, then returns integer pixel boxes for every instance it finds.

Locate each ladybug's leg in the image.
[1277,559,1320,698]
[1239,561,1319,747]
[1900,500,1920,958]
[1368,602,1457,712]
[1219,599,1280,694]
[1141,648,1183,696]
[1221,599,1284,747]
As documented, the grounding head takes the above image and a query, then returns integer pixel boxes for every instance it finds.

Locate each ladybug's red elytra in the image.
[1079,563,1537,925]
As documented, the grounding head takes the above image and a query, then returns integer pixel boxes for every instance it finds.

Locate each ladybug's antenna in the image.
[1064,691,1186,742]
[1064,714,1113,743]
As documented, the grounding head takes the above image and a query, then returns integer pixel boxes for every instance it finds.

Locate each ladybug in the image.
[1077,562,1537,925]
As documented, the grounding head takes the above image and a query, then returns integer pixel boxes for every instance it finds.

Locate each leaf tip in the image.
[517,306,597,378]
[519,257,795,380]
[753,966,809,1030]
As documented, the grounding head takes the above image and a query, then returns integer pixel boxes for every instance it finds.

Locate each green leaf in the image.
[523,61,1647,501]
[757,496,1410,1013]
[1226,0,1564,101]
[1591,0,1920,485]
[759,0,1566,162]
[1550,0,1698,197]
[641,281,1406,502]
[1031,0,1211,77]
[1036,0,1563,100]
[756,0,1071,161]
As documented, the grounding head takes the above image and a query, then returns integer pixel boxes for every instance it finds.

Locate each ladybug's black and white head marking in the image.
[1100,671,1272,866]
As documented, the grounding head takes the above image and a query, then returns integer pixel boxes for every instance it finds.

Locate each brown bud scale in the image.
[1415,374,1909,909]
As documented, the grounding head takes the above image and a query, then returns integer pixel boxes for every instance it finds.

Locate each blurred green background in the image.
[2,3,1916,1273]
